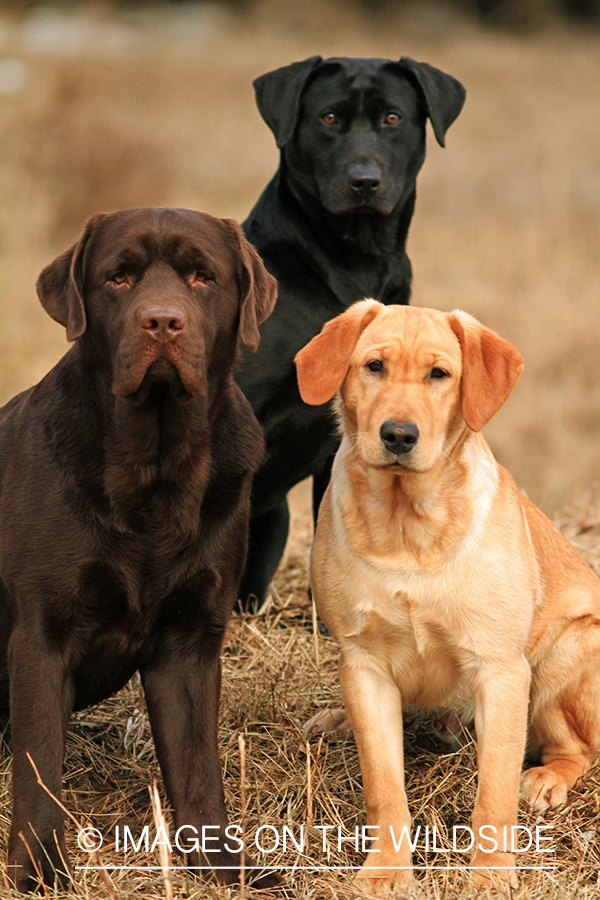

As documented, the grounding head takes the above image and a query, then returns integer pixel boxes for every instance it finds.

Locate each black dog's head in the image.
[36,208,277,406]
[254,55,465,219]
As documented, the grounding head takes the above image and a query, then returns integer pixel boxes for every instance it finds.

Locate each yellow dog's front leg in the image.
[339,655,413,889]
[470,656,531,889]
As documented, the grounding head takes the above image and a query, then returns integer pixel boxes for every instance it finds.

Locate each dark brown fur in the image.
[0,207,280,892]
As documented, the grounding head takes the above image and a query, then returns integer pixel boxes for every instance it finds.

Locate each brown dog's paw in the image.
[520,765,569,812]
[302,707,352,736]
[245,866,291,896]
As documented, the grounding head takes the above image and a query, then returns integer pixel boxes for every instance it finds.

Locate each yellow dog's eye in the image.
[430,367,450,379]
[366,360,384,373]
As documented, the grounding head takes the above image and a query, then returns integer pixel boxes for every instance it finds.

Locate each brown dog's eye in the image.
[430,367,450,380]
[191,271,213,287]
[322,112,337,125]
[384,112,401,125]
[108,273,130,287]
[366,360,384,373]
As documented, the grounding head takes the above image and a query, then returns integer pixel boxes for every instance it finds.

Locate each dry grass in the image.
[2,483,600,899]
[0,0,598,510]
[0,2,600,898]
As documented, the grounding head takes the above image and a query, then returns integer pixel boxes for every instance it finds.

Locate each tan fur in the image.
[295,301,600,888]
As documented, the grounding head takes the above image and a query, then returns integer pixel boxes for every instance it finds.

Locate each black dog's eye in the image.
[322,112,337,125]
[384,112,402,125]
[430,367,450,380]
[366,359,384,374]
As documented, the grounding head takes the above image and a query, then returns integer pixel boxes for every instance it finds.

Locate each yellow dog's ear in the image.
[295,299,382,405]
[448,311,524,432]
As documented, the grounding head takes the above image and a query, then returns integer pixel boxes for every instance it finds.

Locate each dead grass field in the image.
[3,489,600,900]
[0,1,600,898]
[0,0,599,510]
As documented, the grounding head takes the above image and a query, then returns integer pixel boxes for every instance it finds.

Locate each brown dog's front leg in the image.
[7,625,75,892]
[339,655,412,888]
[141,630,283,892]
[470,656,530,888]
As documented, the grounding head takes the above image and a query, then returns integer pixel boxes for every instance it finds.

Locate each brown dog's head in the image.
[36,208,277,404]
[295,300,523,473]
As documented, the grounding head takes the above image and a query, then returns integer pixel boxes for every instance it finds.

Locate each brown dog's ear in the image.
[36,214,104,342]
[448,310,524,432]
[295,300,383,405]
[223,219,278,352]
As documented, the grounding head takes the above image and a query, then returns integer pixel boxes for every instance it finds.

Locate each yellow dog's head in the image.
[295,300,524,473]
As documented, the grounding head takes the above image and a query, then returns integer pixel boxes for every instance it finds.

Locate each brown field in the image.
[0,1,600,898]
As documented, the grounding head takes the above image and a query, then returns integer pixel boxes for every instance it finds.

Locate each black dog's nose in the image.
[380,420,419,455]
[140,306,186,341]
[348,165,381,194]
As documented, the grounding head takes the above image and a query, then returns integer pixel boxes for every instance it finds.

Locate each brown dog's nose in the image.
[380,420,419,455]
[140,306,186,342]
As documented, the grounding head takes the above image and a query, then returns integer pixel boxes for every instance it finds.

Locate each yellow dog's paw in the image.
[302,707,352,736]
[469,851,518,890]
[354,862,414,896]
[520,766,569,812]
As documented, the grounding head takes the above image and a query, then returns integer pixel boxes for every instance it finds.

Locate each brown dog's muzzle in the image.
[113,299,206,403]
[136,304,193,393]
[140,305,186,343]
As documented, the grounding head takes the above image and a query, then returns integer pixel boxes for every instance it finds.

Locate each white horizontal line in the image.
[76,865,558,872]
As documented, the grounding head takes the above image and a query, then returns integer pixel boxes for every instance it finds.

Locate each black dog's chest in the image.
[238,350,338,509]
[261,399,338,502]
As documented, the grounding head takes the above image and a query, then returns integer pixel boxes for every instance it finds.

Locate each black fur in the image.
[236,56,466,607]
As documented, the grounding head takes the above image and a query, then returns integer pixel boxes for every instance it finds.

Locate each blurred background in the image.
[0,0,598,515]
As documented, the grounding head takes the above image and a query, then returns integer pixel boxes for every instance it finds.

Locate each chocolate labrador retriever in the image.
[236,55,466,608]
[0,207,279,892]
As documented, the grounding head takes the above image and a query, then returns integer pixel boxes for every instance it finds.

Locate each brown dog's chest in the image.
[14,517,218,705]
[63,548,217,709]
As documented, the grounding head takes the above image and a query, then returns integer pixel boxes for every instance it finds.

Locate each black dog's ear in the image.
[397,57,466,147]
[36,214,105,342]
[222,219,278,352]
[253,55,323,148]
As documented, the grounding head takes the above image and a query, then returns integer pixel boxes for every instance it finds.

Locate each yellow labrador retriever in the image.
[294,300,600,888]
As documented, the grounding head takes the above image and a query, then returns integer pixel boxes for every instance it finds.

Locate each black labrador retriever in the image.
[0,207,280,892]
[236,55,466,608]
